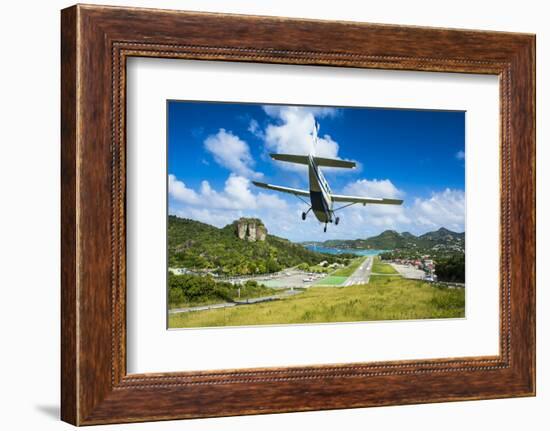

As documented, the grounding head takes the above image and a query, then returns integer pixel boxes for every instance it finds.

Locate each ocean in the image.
[304,245,388,256]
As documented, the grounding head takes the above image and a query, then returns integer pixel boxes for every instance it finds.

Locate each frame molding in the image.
[61,4,535,425]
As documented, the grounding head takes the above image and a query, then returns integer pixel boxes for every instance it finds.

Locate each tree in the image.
[266,258,281,273]
[435,255,465,283]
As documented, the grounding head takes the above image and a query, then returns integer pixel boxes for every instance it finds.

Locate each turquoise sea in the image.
[304,245,388,256]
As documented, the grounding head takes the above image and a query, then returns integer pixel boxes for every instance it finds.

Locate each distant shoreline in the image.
[304,245,388,256]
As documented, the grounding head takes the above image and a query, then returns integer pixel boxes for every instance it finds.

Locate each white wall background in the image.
[0,0,546,429]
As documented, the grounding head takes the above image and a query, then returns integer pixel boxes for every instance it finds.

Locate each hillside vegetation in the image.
[168,274,276,308]
[304,227,465,253]
[435,254,465,283]
[168,216,345,276]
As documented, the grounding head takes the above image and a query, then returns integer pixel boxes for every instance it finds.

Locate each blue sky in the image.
[167,101,465,242]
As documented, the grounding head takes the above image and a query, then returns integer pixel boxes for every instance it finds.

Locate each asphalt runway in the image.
[249,270,325,289]
[344,257,373,286]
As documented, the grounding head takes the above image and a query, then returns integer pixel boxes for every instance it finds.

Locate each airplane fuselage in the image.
[307,154,333,223]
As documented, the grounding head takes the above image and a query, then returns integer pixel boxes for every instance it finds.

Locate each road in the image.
[169,302,236,314]
[391,263,426,280]
[168,289,303,314]
[344,256,373,286]
[227,269,325,289]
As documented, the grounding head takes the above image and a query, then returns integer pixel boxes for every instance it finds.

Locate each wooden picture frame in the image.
[61,4,535,425]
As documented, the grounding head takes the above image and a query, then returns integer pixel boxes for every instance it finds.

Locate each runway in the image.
[344,256,373,286]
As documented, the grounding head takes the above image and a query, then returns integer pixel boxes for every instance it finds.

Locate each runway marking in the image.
[343,256,373,286]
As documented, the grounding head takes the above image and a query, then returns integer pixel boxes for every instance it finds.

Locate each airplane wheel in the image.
[302,212,306,220]
[335,217,340,225]
[323,225,327,233]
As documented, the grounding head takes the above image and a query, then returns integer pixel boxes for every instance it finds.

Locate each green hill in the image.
[360,230,412,249]
[168,216,342,276]
[418,227,465,244]
[303,227,465,252]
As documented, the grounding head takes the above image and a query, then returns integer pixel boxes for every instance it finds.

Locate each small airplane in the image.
[253,121,403,232]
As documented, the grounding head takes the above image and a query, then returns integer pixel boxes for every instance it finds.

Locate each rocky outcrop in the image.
[234,218,267,242]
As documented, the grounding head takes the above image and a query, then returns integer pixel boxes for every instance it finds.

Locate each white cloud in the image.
[261,106,342,171]
[455,150,465,160]
[171,201,300,233]
[168,174,199,204]
[198,175,254,210]
[247,119,262,138]
[263,105,338,120]
[339,179,410,230]
[409,188,465,232]
[170,173,287,212]
[204,129,262,178]
[169,173,291,231]
[325,179,464,237]
[173,207,240,228]
[342,178,403,199]
[248,119,259,133]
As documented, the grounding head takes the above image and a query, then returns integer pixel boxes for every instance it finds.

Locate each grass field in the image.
[330,257,366,277]
[313,275,348,286]
[369,275,402,283]
[169,276,465,328]
[169,283,277,309]
[371,257,399,274]
[262,279,293,288]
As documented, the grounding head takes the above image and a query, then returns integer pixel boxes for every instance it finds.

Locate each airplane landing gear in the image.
[335,216,340,226]
[323,224,327,233]
[302,212,307,220]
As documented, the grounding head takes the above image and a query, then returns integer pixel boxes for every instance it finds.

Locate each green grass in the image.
[230,284,276,300]
[369,275,403,283]
[371,257,399,274]
[313,275,348,286]
[169,282,276,309]
[262,279,293,288]
[169,276,465,328]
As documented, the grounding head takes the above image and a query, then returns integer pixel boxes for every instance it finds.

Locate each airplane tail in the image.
[313,156,356,169]
[270,153,356,169]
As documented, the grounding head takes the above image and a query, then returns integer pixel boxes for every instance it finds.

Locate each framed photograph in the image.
[164,100,465,330]
[61,4,535,425]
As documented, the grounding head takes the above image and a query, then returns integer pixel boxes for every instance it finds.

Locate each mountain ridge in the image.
[302,227,465,251]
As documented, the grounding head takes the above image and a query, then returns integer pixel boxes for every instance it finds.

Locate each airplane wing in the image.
[331,194,403,205]
[252,181,310,198]
[270,153,356,169]
[270,154,309,165]
[313,157,356,169]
